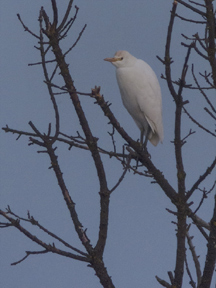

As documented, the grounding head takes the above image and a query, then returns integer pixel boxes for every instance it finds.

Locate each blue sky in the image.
[1,1,215,287]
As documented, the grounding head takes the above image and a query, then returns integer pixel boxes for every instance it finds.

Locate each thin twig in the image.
[57,0,74,32]
[17,14,40,39]
[64,24,87,57]
[58,6,79,40]
[187,156,216,200]
[176,0,206,17]
[0,210,89,263]
[110,155,131,193]
[183,107,216,137]
[175,13,206,24]
[38,11,60,142]
[25,212,88,256]
[186,231,202,285]
[11,250,48,266]
[189,0,205,8]
[191,64,216,113]
[204,107,216,121]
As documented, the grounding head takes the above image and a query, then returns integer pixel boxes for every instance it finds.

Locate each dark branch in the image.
[64,24,87,57]
[186,232,201,286]
[199,195,216,288]
[164,1,178,102]
[155,275,172,288]
[0,210,89,263]
[183,107,216,137]
[176,0,206,16]
[17,14,40,39]
[110,155,131,193]
[191,64,216,114]
[204,0,216,86]
[51,0,58,27]
[57,0,74,32]
[11,250,48,266]
[187,157,216,200]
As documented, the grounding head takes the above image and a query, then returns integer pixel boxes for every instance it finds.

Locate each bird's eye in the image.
[120,57,124,60]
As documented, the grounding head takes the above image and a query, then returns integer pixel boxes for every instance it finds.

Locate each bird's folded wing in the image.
[136,84,163,141]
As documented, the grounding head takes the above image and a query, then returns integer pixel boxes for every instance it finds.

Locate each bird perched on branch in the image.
[104,50,163,147]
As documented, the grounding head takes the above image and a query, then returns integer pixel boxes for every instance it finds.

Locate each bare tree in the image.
[1,1,215,288]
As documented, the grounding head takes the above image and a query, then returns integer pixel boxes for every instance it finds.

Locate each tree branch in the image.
[0,210,89,263]
[187,157,216,200]
[38,13,60,142]
[176,0,206,17]
[11,250,49,266]
[51,0,58,27]
[164,1,178,102]
[57,0,74,33]
[45,141,94,254]
[204,0,216,86]
[186,231,201,286]
[199,195,216,288]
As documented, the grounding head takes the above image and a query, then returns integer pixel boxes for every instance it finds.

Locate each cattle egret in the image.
[104,50,163,147]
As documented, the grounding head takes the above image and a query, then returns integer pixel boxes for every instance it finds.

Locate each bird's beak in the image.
[104,57,120,62]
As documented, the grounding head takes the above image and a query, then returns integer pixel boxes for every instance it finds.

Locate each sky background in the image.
[0,1,215,288]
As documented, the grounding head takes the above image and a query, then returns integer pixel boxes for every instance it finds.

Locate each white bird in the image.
[104,50,163,147]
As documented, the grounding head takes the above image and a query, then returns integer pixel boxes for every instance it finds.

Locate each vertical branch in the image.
[174,210,187,288]
[49,38,108,193]
[51,0,58,27]
[164,1,178,102]
[29,132,94,254]
[57,0,74,32]
[199,195,216,288]
[38,10,60,141]
[42,9,110,260]
[174,45,192,195]
[186,232,202,286]
[173,37,190,288]
[164,3,187,287]
[204,0,216,86]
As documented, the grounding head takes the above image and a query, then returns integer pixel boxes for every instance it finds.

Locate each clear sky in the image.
[1,1,215,288]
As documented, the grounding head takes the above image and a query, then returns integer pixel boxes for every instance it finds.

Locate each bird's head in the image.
[104,50,136,68]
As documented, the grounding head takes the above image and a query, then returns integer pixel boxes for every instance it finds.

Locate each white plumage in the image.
[104,50,163,147]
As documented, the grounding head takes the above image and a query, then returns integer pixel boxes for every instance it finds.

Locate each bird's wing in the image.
[134,60,164,142]
[136,85,163,142]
